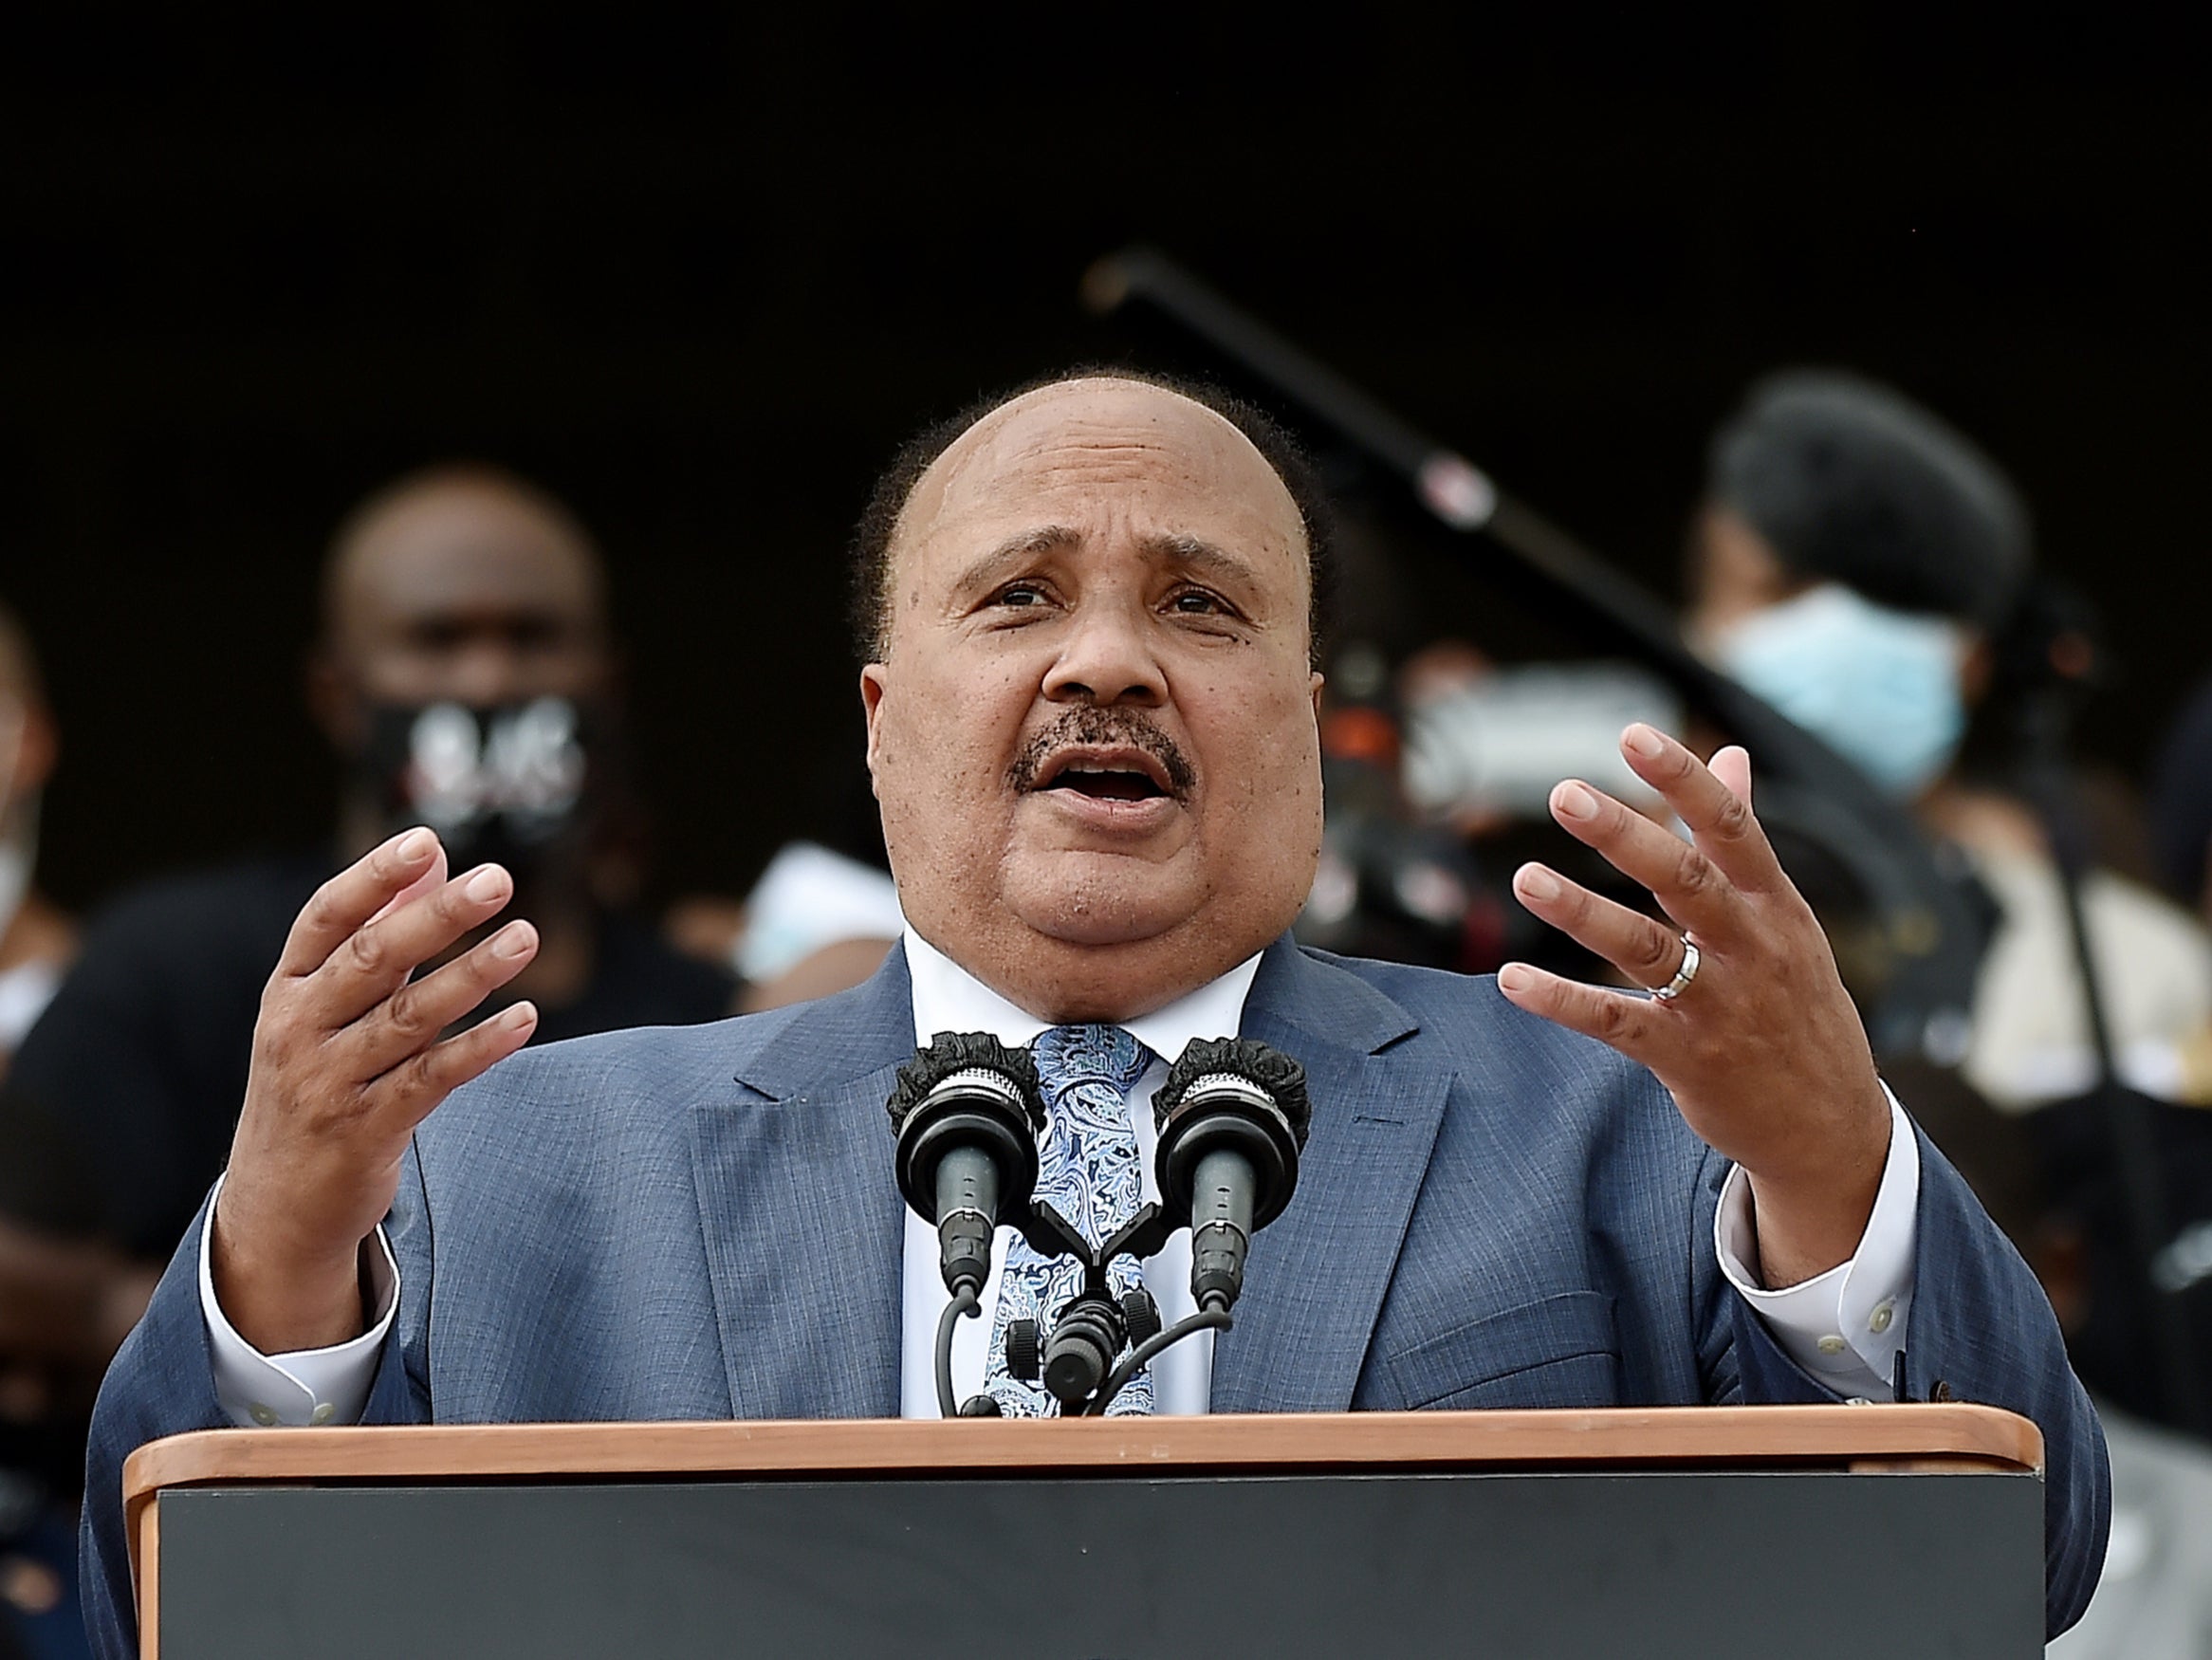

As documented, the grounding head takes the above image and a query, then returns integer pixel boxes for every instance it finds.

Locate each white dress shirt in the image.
[897,929,1261,1415]
[201,931,1921,1425]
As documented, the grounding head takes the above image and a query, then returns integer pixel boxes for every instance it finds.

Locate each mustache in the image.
[1005,707,1196,797]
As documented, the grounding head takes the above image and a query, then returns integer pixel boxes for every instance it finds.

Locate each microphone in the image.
[1152,1038,1312,1314]
[887,1032,1047,1297]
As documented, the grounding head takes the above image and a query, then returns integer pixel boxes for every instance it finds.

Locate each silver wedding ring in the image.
[1650,937,1701,1003]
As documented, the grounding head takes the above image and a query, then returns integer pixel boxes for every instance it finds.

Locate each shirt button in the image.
[1869,1300,1895,1335]
[310,1403,336,1425]
[248,1403,279,1427]
[1816,1335,1848,1356]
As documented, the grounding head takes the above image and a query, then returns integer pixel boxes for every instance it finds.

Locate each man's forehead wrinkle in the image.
[934,443,1274,536]
[950,526,1245,581]
[889,377,1308,604]
[989,525,1082,561]
[945,429,1195,511]
[937,378,1267,496]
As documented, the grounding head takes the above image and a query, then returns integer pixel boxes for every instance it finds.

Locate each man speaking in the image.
[80,374,2107,1650]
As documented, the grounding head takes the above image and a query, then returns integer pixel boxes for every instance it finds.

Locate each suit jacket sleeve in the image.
[78,1149,433,1660]
[1716,1123,2110,1638]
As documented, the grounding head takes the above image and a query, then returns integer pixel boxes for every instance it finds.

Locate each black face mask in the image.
[354,696,597,879]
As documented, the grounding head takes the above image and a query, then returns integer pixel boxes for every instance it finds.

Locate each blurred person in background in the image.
[1684,371,2212,1115]
[664,762,904,1013]
[0,469,734,1631]
[2150,675,2212,1105]
[1896,1059,2212,1657]
[714,839,902,1009]
[1384,641,1684,985]
[0,602,71,1074]
[1294,517,1670,987]
[1686,376,2212,1439]
[2152,677,2212,921]
[0,465,738,1264]
[0,600,90,1660]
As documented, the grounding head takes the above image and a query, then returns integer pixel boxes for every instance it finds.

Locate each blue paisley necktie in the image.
[985,1024,1155,1417]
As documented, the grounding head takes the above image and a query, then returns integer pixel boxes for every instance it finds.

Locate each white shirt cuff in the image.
[1714,1088,1919,1401]
[198,1171,399,1428]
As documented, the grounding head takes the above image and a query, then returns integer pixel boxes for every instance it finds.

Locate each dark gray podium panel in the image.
[158,1469,2042,1659]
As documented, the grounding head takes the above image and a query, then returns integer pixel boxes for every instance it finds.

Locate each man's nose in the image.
[446,639,531,708]
[1041,603,1166,707]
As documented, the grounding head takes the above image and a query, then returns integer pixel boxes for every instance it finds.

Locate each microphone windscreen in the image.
[887,1031,1045,1137]
[1153,1037,1312,1148]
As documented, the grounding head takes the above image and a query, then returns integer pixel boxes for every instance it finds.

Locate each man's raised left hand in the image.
[1498,723,1891,1288]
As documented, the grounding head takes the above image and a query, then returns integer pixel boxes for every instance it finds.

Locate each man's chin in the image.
[1016,899,1188,950]
[1001,858,1198,949]
[991,896,1223,1023]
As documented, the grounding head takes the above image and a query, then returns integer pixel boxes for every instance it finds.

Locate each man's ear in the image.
[859,663,889,786]
[4,700,60,795]
[305,648,363,749]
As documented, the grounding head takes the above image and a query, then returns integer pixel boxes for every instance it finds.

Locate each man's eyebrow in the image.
[947,526,1263,598]
[1135,532,1260,586]
[949,526,1079,596]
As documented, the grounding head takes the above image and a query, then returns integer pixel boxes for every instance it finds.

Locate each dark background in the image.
[4,8,2205,913]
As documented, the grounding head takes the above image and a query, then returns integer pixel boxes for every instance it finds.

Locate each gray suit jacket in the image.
[81,939,2110,1652]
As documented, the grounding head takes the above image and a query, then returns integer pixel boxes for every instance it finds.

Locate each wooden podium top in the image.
[126,1402,2040,1521]
[127,1407,2049,1660]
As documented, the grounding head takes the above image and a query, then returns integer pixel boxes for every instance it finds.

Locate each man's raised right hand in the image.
[210,827,541,1355]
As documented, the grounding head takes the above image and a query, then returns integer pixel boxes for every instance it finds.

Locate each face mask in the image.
[355,695,594,877]
[1709,583,1966,800]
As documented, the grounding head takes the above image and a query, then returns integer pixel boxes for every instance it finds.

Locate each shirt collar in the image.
[901,926,1261,1067]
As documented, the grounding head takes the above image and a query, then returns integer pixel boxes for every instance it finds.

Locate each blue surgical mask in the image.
[1709,583,1966,800]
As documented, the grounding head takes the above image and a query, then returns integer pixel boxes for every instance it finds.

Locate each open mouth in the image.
[1041,765,1168,802]
[1028,746,1180,803]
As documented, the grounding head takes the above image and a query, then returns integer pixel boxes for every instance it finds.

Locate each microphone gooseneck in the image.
[1152,1038,1313,1315]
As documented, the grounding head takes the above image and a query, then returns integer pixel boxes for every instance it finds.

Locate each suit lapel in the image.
[689,950,913,1420]
[1210,945,1453,1413]
[687,939,1457,1419]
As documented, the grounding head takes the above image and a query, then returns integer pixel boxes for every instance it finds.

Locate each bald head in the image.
[857,372,1331,1020]
[311,466,612,740]
[322,467,606,662]
[851,371,1331,667]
